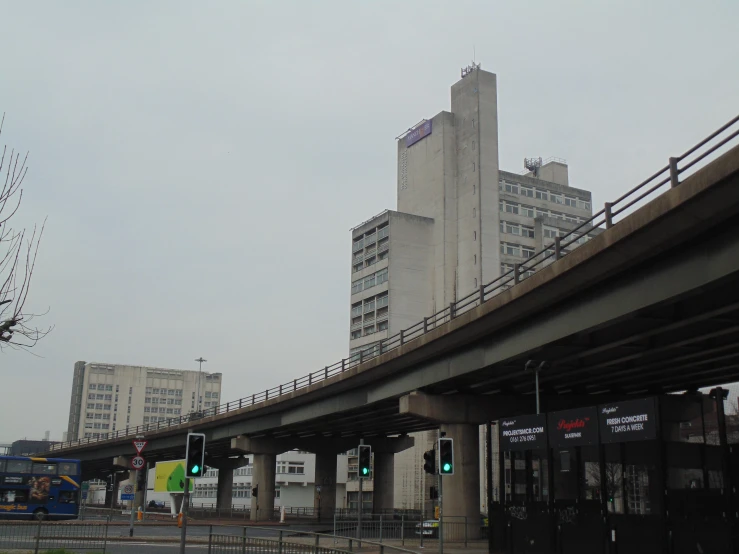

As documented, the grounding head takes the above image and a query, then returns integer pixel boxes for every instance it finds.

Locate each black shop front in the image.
[489,390,739,553]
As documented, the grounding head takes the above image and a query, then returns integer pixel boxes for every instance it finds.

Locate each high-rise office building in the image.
[65,361,223,442]
[348,66,597,510]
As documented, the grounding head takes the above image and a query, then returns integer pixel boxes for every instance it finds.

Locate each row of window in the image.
[351,268,388,295]
[499,200,586,224]
[351,292,388,317]
[145,397,184,405]
[542,225,592,245]
[500,242,535,259]
[86,412,111,420]
[87,393,113,401]
[144,407,182,414]
[352,224,389,252]
[88,384,114,391]
[500,221,535,238]
[276,462,305,474]
[351,319,389,340]
[86,403,112,410]
[352,243,389,273]
[0,460,77,475]
[145,387,184,396]
[500,181,591,210]
[84,422,110,430]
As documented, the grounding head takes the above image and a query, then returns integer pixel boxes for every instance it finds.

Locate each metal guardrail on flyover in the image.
[49,114,739,452]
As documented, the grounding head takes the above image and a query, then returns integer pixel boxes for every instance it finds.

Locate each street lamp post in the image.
[195,357,207,413]
[524,360,549,414]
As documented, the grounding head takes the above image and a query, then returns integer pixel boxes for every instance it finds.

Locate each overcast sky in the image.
[1,1,737,443]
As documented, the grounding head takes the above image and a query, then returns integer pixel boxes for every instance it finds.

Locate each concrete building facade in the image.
[65,361,223,442]
[348,66,598,513]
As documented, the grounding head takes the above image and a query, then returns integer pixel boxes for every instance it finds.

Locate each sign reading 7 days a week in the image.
[154,460,194,493]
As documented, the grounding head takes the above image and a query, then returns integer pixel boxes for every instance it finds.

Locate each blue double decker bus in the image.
[0,456,81,520]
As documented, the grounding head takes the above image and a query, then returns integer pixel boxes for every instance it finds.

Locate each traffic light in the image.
[439,437,454,475]
[252,485,258,498]
[423,449,436,475]
[185,433,206,478]
[358,445,371,478]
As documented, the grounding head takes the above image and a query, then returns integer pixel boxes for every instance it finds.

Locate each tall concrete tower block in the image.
[396,68,500,312]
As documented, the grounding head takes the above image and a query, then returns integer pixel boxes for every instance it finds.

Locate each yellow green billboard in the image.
[154,460,194,493]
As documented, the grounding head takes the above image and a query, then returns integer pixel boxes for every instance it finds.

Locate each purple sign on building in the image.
[405,120,432,147]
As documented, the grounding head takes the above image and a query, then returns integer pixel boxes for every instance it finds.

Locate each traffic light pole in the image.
[438,474,443,554]
[179,477,190,554]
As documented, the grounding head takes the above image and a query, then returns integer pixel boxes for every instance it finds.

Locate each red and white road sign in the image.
[131,456,145,470]
[133,440,148,454]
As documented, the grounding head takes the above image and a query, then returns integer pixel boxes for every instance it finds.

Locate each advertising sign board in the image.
[499,413,548,451]
[405,120,432,147]
[598,397,657,443]
[548,406,599,448]
[154,460,194,493]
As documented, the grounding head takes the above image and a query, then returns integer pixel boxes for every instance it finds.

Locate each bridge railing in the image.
[49,114,739,452]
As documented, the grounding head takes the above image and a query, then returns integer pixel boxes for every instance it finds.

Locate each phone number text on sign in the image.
[500,414,548,451]
[504,427,545,443]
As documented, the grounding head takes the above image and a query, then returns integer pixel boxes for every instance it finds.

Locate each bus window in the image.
[0,489,29,503]
[32,463,57,475]
[6,460,31,474]
[58,462,78,476]
[0,460,5,472]
[59,490,77,504]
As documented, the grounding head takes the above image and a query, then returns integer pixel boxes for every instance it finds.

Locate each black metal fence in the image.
[332,514,475,546]
[0,521,109,553]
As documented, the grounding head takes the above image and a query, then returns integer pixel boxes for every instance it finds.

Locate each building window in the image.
[205,391,212,398]
[535,189,547,200]
[550,193,563,204]
[103,404,111,410]
[104,394,112,401]
[376,268,388,285]
[351,330,361,340]
[96,384,105,390]
[521,186,534,197]
[86,412,94,419]
[521,205,535,218]
[351,279,363,295]
[543,226,558,239]
[86,403,95,409]
[96,394,104,400]
[152,398,159,404]
[175,399,182,405]
[536,208,549,218]
[364,256,376,267]
[564,196,577,207]
[363,325,375,336]
[501,243,521,256]
[521,225,535,238]
[579,199,591,210]
[364,274,376,289]
[94,414,102,420]
[87,393,95,400]
[351,303,362,317]
[85,423,93,429]
[143,417,150,423]
[376,292,388,309]
[499,200,519,215]
[94,403,103,410]
[378,320,388,331]
[522,246,535,258]
[145,407,150,413]
[503,182,518,194]
[88,384,96,390]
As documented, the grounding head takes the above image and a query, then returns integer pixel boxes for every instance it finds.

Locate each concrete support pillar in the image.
[373,452,394,514]
[250,453,276,521]
[314,452,337,521]
[216,468,234,513]
[441,423,480,540]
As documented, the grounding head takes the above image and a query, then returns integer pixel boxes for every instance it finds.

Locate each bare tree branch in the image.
[0,114,51,350]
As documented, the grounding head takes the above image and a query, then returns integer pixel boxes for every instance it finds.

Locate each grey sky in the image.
[1,1,737,442]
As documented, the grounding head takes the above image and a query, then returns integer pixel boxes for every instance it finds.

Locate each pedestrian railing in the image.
[210,533,352,554]
[332,514,476,546]
[0,521,109,553]
[48,114,739,453]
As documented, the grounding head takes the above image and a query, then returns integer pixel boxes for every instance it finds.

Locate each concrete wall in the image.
[387,212,435,334]
[453,68,500,298]
[397,111,458,314]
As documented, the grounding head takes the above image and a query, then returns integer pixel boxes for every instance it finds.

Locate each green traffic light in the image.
[362,467,369,475]
[443,463,452,472]
[191,465,199,474]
